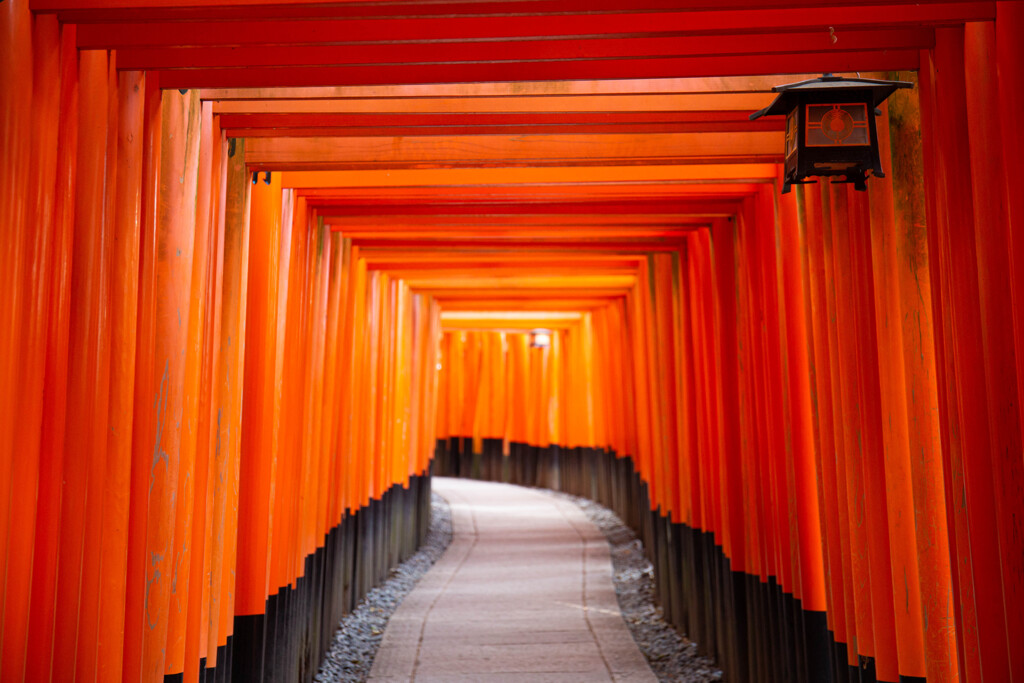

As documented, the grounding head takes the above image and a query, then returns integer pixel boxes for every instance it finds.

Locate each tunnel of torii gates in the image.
[3,1,1024,682]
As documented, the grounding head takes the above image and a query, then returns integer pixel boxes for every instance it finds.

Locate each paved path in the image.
[368,477,657,683]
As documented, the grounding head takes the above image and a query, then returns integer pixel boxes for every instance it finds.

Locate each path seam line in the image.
[551,496,617,682]
[409,488,479,683]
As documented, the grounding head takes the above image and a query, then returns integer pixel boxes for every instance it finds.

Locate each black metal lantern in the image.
[750,74,912,193]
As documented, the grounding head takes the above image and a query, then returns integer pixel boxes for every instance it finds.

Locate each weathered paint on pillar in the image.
[97,67,146,683]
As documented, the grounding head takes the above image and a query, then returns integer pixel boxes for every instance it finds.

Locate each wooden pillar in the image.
[163,92,215,681]
[96,68,146,683]
[997,2,1024,475]
[235,169,285,683]
[123,69,163,683]
[920,27,1011,682]
[52,48,113,683]
[204,135,250,676]
[756,187,793,604]
[0,11,34,600]
[653,254,681,519]
[883,74,958,683]
[847,185,900,682]
[821,184,869,673]
[184,104,225,683]
[308,216,333,566]
[268,184,302,664]
[964,20,1024,682]
[777,182,829,675]
[627,271,654,504]
[323,231,347,527]
[866,97,929,682]
[710,216,749,681]
[75,51,121,682]
[26,22,79,682]
[711,218,745,576]
[797,181,850,665]
[816,181,861,670]
[1,11,61,682]
[678,244,701,530]
[128,87,201,683]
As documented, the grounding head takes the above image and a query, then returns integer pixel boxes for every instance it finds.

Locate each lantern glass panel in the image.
[785,109,798,158]
[804,103,870,147]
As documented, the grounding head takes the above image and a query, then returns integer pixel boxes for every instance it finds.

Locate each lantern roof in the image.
[749,74,913,120]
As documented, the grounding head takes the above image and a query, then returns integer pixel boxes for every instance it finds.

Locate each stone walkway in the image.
[368,477,658,683]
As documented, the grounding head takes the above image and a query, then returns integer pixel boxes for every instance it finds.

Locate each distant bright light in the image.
[436,363,443,371]
[531,330,551,349]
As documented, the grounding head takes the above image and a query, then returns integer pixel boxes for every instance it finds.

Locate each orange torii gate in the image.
[3,1,1024,682]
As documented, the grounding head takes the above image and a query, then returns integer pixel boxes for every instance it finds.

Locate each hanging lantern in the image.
[750,74,912,193]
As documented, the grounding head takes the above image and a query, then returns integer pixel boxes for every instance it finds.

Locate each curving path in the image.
[368,477,658,683]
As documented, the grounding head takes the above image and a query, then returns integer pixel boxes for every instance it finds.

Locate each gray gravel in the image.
[316,493,453,683]
[547,490,723,683]
[316,484,721,683]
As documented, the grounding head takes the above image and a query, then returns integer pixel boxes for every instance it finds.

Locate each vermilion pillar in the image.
[124,68,163,683]
[710,217,748,680]
[848,185,901,683]
[53,48,112,683]
[236,168,284,682]
[204,134,250,676]
[26,22,79,681]
[998,2,1024,461]
[184,101,223,683]
[995,2,1024,669]
[0,12,33,598]
[124,87,201,683]
[1,12,60,682]
[777,182,829,678]
[96,68,145,683]
[866,99,929,682]
[798,181,849,667]
[677,246,700,529]
[323,230,345,525]
[75,51,121,682]
[165,92,217,681]
[822,184,869,672]
[817,182,861,670]
[885,75,958,683]
[964,20,1024,683]
[921,26,1010,682]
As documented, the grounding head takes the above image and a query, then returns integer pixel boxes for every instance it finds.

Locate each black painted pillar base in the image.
[183,470,436,683]
[229,613,265,683]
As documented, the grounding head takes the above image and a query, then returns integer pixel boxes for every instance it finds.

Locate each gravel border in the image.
[547,490,723,683]
[316,493,453,683]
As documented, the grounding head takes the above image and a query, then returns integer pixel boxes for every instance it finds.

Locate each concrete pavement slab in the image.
[368,478,656,683]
